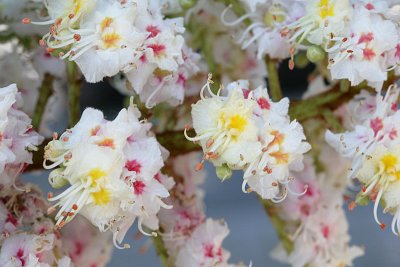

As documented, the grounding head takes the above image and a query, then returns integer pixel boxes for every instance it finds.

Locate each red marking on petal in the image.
[133,180,146,195]
[125,160,141,173]
[257,97,271,110]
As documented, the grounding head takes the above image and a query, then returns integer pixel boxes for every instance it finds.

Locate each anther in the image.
[22,18,31,24]
[73,34,81,41]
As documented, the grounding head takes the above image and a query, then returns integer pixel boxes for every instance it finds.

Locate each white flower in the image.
[186,78,310,201]
[0,84,43,191]
[185,78,260,170]
[357,144,400,233]
[284,0,352,46]
[222,0,304,59]
[175,219,231,267]
[44,103,172,248]
[242,86,311,201]
[0,202,18,237]
[327,7,399,89]
[243,118,311,201]
[0,233,56,267]
[272,199,363,267]
[60,215,112,267]
[158,153,206,254]
[326,86,400,178]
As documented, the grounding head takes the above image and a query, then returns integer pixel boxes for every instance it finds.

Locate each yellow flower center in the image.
[101,31,121,49]
[88,168,107,185]
[72,0,82,14]
[87,168,110,206]
[100,17,114,31]
[227,114,247,133]
[91,187,111,205]
[381,154,398,172]
[318,0,335,19]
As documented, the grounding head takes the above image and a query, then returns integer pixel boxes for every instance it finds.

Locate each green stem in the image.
[67,61,81,127]
[152,235,170,267]
[265,56,283,101]
[32,74,54,129]
[261,199,293,253]
[322,109,344,132]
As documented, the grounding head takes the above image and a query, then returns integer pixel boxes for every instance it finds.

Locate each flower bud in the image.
[294,52,309,69]
[306,45,325,63]
[49,169,68,189]
[216,164,232,181]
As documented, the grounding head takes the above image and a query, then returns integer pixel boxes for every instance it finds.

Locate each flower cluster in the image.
[0,186,68,267]
[185,78,311,201]
[326,86,400,235]
[0,185,113,267]
[43,102,174,248]
[0,84,43,192]
[271,154,363,267]
[27,0,197,107]
[158,152,248,267]
[225,0,400,89]
[222,0,304,60]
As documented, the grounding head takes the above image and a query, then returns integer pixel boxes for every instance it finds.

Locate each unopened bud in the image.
[306,45,325,63]
[49,169,68,189]
[216,164,232,181]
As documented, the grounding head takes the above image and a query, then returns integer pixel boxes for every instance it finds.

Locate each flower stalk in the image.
[66,61,82,127]
[265,56,283,102]
[32,73,54,129]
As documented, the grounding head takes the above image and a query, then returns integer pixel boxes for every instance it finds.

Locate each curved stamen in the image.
[271,188,288,203]
[242,179,249,193]
[145,77,168,109]
[373,188,385,228]
[220,6,257,26]
[48,183,83,202]
[236,22,264,44]
[287,183,308,197]
[242,28,268,49]
[113,230,131,249]
[138,217,158,237]
[157,198,173,209]
[391,209,400,236]
[184,128,214,142]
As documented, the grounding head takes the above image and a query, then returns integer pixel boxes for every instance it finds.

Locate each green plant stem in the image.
[265,56,283,101]
[66,61,81,127]
[153,235,170,267]
[32,74,54,129]
[322,109,344,132]
[261,199,294,253]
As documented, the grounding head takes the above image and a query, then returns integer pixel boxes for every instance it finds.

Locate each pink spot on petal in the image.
[133,180,146,195]
[146,25,160,38]
[389,128,398,140]
[257,97,271,110]
[370,117,383,136]
[363,48,376,61]
[365,3,375,10]
[148,44,166,57]
[125,160,141,173]
[203,243,214,258]
[358,32,374,44]
[322,225,330,239]
[242,89,251,99]
[395,44,400,59]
